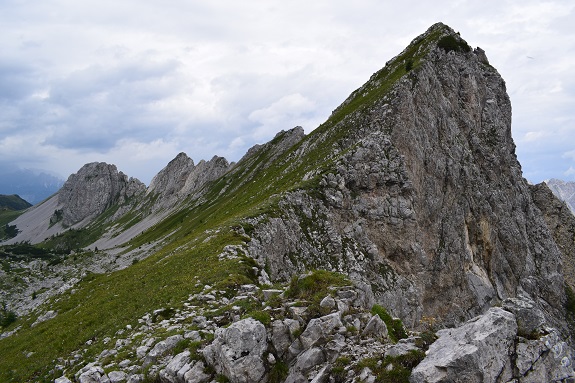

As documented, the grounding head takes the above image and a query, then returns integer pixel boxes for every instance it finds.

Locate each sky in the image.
[0,1,574,185]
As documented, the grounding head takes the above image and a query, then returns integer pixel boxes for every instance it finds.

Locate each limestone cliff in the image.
[530,182,575,292]
[147,153,230,212]
[56,162,145,227]
[247,23,568,333]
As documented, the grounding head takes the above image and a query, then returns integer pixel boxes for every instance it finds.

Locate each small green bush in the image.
[285,270,350,319]
[437,35,471,53]
[248,310,271,326]
[285,270,349,301]
[405,59,414,72]
[371,304,407,342]
[332,356,351,383]
[0,303,17,328]
[355,350,426,383]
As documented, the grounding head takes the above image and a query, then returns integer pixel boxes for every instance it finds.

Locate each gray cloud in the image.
[0,0,574,184]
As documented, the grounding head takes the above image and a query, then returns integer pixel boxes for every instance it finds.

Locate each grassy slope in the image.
[0,24,455,382]
[0,195,32,211]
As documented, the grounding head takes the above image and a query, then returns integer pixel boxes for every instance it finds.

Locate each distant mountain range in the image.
[546,178,575,214]
[0,167,64,205]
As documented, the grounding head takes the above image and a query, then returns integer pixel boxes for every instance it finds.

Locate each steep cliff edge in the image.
[247,23,567,332]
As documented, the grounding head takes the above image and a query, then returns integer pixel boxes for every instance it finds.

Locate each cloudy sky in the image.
[1,0,574,185]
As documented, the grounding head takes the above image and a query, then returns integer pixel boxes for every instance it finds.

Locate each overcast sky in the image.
[1,0,574,185]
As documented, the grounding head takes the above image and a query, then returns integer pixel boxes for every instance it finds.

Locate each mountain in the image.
[0,167,64,205]
[547,178,575,214]
[1,23,575,383]
[0,194,32,211]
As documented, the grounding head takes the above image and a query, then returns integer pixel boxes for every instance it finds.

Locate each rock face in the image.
[247,22,567,333]
[530,182,575,290]
[546,178,575,215]
[57,162,145,227]
[147,153,230,212]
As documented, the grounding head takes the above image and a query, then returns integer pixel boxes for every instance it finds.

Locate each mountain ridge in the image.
[1,22,574,382]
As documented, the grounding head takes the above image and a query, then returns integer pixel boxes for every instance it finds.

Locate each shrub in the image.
[437,35,471,53]
[0,303,17,328]
[285,270,349,301]
[285,270,350,319]
[355,350,426,383]
[248,310,271,326]
[405,59,414,72]
[371,304,407,342]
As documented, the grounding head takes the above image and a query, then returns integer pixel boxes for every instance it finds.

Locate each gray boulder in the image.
[515,329,575,382]
[77,365,106,383]
[108,371,127,383]
[203,317,267,383]
[183,361,211,383]
[361,314,388,340]
[159,350,190,383]
[143,335,183,367]
[502,297,545,337]
[299,312,343,350]
[410,307,517,382]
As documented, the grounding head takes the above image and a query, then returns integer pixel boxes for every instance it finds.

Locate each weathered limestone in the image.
[203,318,267,383]
[57,162,145,227]
[411,308,517,382]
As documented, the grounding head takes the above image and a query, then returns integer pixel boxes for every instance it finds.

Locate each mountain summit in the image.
[1,23,574,382]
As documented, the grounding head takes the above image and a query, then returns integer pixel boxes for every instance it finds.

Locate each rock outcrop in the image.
[51,276,574,383]
[247,22,568,334]
[56,162,145,227]
[147,153,230,211]
[412,302,575,382]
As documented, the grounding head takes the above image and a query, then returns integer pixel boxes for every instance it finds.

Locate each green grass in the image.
[0,229,252,382]
[0,195,31,211]
[371,304,408,343]
[355,350,426,383]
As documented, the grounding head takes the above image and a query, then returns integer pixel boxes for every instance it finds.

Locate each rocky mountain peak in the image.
[57,162,145,227]
[147,152,195,196]
[247,21,566,333]
[146,152,231,213]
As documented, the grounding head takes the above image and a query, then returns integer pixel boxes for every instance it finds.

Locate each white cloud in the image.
[0,0,574,184]
[249,93,316,138]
